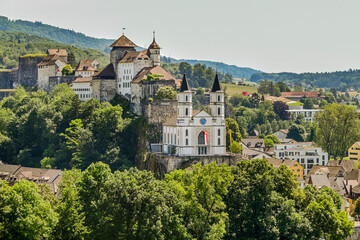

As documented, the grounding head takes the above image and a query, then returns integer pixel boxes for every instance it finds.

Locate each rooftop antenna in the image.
[122,27,126,35]
[153,30,155,41]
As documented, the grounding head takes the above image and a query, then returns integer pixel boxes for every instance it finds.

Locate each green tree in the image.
[62,64,73,76]
[264,138,274,148]
[154,86,177,100]
[230,141,242,153]
[315,104,360,160]
[275,81,291,92]
[287,124,306,142]
[294,85,304,92]
[226,118,242,150]
[265,134,280,144]
[273,101,290,120]
[0,180,58,239]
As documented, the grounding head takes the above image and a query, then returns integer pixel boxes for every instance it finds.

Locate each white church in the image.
[162,74,226,156]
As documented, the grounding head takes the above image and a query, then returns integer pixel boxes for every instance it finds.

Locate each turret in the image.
[209,74,224,120]
[148,32,161,66]
[177,74,192,119]
[109,33,137,70]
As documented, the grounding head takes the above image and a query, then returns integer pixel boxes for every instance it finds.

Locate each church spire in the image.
[179,74,190,92]
[211,73,221,92]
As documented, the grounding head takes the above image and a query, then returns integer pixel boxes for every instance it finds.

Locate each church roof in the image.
[210,74,222,92]
[132,65,181,87]
[119,50,150,63]
[110,34,137,48]
[93,63,116,79]
[163,110,201,126]
[179,74,190,92]
[148,38,160,49]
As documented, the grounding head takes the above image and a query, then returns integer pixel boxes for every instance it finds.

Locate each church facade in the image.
[162,74,226,156]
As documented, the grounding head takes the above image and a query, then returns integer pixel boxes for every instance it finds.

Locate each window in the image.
[218,107,220,115]
[185,129,188,136]
[198,131,205,145]
[218,138,220,145]
[185,108,188,116]
[186,95,188,101]
[218,129,221,136]
[186,139,188,145]
[218,95,220,101]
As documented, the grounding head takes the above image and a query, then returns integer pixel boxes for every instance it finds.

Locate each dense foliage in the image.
[0,31,109,68]
[162,62,233,88]
[0,160,353,239]
[0,85,144,171]
[0,16,114,52]
[251,69,360,89]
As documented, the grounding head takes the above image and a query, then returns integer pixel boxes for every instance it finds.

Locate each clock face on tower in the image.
[200,118,206,125]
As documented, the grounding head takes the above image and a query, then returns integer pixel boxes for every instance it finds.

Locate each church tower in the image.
[209,74,225,121]
[177,74,192,121]
[148,32,161,66]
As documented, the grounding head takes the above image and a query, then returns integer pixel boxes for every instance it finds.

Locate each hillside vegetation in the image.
[251,70,360,90]
[222,83,257,96]
[0,16,113,52]
[0,31,109,68]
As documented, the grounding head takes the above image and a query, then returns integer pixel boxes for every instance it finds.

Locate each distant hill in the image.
[0,16,114,52]
[0,31,109,68]
[250,70,360,90]
[161,56,261,80]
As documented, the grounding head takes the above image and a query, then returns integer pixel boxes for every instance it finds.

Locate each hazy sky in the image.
[1,0,360,73]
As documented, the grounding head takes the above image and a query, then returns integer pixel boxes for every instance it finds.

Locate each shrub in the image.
[230,141,242,153]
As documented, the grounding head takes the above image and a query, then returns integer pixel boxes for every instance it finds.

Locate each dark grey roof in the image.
[179,74,190,92]
[210,73,221,92]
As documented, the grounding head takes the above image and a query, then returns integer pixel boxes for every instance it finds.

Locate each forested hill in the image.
[0,31,109,68]
[161,56,261,79]
[0,16,114,52]
[250,70,360,89]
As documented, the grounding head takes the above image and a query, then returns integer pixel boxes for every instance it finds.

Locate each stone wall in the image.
[0,71,14,89]
[145,99,177,126]
[49,76,77,92]
[18,56,44,87]
[0,90,16,100]
[141,153,244,174]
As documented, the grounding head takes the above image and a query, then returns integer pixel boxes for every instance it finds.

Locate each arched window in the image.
[218,129,221,136]
[186,139,189,145]
[218,138,221,145]
[198,131,205,145]
[218,107,221,115]
[185,129,188,136]
[185,108,188,116]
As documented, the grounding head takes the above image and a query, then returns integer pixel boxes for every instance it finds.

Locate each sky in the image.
[1,0,360,73]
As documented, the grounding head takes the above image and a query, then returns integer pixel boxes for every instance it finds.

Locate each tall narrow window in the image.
[218,138,221,145]
[218,95,220,101]
[218,129,221,136]
[218,107,221,115]
[185,108,188,116]
[186,139,189,145]
[186,95,188,101]
[185,129,188,136]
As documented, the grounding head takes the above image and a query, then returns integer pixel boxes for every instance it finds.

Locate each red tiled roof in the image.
[281,92,319,98]
[72,77,92,83]
[37,55,65,67]
[132,65,180,86]
[119,50,150,63]
[47,49,68,56]
[110,35,137,48]
[75,60,95,72]
[93,64,116,79]
[148,39,160,49]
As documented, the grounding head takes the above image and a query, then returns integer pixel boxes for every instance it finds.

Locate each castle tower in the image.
[148,32,161,66]
[109,33,137,70]
[209,74,224,120]
[177,74,192,120]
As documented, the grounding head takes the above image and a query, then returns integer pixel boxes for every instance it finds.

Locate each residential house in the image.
[70,77,93,101]
[281,92,319,102]
[273,129,288,139]
[37,54,66,91]
[241,138,265,151]
[74,59,99,78]
[268,158,303,180]
[274,142,328,176]
[242,147,271,160]
[286,109,322,123]
[348,142,360,161]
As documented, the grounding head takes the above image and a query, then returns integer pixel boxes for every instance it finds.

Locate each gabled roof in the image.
[119,50,150,63]
[72,77,92,83]
[179,74,190,92]
[281,92,319,98]
[309,175,331,188]
[93,64,116,79]
[267,158,299,168]
[327,160,356,173]
[210,74,222,92]
[307,166,344,178]
[75,60,96,72]
[37,55,66,67]
[242,138,265,148]
[47,49,68,56]
[110,34,137,48]
[132,65,180,86]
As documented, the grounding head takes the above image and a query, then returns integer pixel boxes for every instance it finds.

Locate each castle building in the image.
[37,53,66,91]
[162,74,226,156]
[74,59,99,78]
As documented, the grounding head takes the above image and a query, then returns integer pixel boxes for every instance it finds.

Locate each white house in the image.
[274,142,328,176]
[37,54,66,91]
[70,77,93,101]
[287,109,322,123]
[162,74,226,156]
[74,59,98,78]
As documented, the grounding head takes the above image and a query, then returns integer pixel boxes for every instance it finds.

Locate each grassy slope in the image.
[0,31,109,68]
[222,83,258,96]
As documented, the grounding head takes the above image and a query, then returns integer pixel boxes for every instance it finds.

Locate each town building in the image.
[74,59,99,77]
[241,138,265,151]
[281,92,319,102]
[273,129,288,139]
[162,74,226,156]
[274,142,328,176]
[268,158,303,180]
[70,77,93,101]
[348,142,360,161]
[286,109,322,123]
[37,53,66,91]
